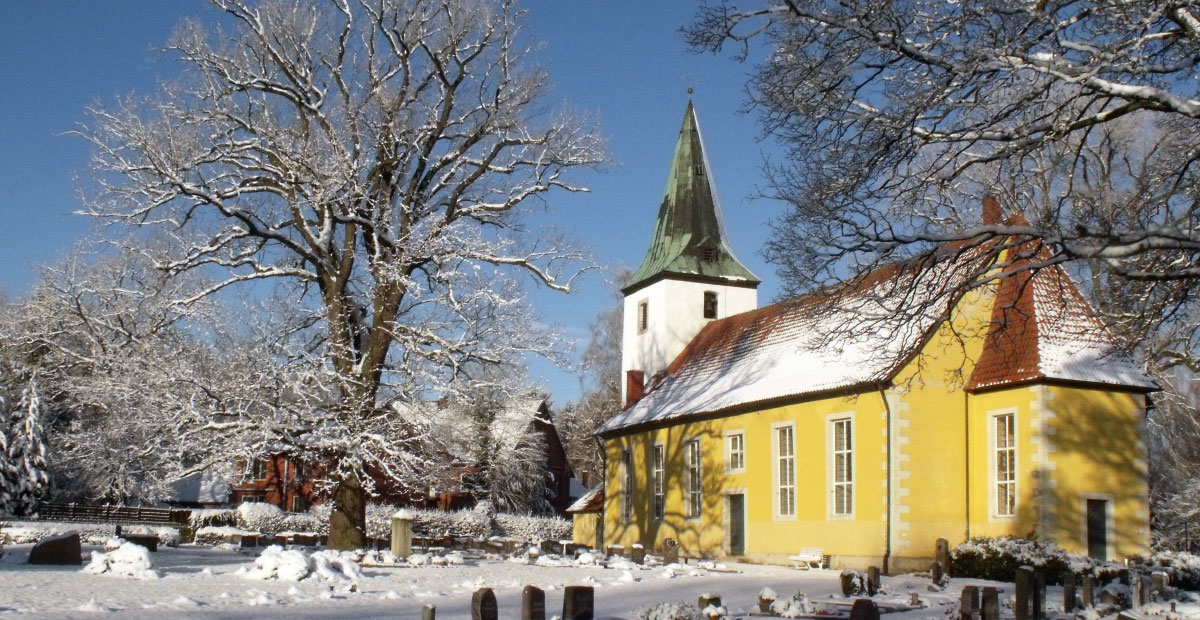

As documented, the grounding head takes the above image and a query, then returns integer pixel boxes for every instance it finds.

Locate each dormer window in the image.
[702,247,718,263]
[694,164,705,176]
[703,291,718,319]
[638,300,648,334]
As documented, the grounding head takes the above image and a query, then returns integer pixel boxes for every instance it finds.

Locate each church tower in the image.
[621,103,760,405]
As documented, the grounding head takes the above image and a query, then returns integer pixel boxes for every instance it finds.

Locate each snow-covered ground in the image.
[0,543,1197,619]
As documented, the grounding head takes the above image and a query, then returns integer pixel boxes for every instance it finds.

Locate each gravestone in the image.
[936,538,951,576]
[867,566,881,596]
[663,539,679,565]
[631,545,646,565]
[562,585,594,620]
[1136,573,1151,608]
[842,569,864,596]
[1015,566,1034,620]
[1033,570,1046,620]
[931,561,945,587]
[522,585,545,620]
[472,587,498,620]
[1082,575,1095,608]
[960,585,979,620]
[849,598,881,620]
[1063,572,1076,612]
[981,587,999,620]
[422,604,436,620]
[28,531,82,565]
[1151,571,1168,600]
[391,511,413,559]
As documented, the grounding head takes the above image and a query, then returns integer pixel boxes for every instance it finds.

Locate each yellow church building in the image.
[591,103,1156,573]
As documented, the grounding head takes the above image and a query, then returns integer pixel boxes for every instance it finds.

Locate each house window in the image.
[240,493,264,504]
[703,291,718,319]
[621,448,634,523]
[776,425,796,517]
[652,443,665,520]
[994,413,1016,517]
[637,300,648,334]
[291,494,310,513]
[249,459,267,480]
[725,432,745,473]
[684,438,702,519]
[831,417,853,516]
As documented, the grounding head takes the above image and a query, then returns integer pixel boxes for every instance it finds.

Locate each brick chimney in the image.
[982,194,1003,225]
[625,370,645,408]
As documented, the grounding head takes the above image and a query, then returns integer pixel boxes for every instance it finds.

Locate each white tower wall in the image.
[621,279,757,403]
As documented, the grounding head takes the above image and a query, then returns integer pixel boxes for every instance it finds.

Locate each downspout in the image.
[965,390,971,542]
[880,387,893,575]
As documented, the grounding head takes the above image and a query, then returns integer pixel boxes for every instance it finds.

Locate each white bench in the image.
[789,547,828,569]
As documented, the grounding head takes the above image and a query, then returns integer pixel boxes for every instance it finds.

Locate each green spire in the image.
[623,102,760,295]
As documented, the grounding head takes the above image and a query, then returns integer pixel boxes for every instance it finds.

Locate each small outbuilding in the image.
[566,486,603,549]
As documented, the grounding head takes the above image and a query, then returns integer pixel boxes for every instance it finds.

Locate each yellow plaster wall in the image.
[966,386,1043,540]
[571,512,601,549]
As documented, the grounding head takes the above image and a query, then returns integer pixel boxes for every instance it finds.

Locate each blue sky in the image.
[0,1,785,406]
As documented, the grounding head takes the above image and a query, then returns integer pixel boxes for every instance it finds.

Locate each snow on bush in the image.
[82,542,159,579]
[189,508,236,529]
[635,601,701,620]
[1131,550,1200,590]
[281,511,325,535]
[236,502,288,536]
[951,536,1124,585]
[194,525,257,546]
[758,587,778,602]
[242,545,363,583]
[493,512,572,544]
[771,594,814,618]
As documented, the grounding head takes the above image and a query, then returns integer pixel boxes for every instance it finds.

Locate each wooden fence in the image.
[34,503,189,527]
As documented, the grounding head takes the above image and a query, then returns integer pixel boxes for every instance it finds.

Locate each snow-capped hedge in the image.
[635,601,701,620]
[236,502,288,536]
[189,508,236,529]
[950,536,1124,585]
[1,521,116,545]
[193,525,257,546]
[493,512,572,544]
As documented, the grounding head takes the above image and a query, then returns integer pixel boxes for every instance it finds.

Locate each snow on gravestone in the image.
[28,531,81,565]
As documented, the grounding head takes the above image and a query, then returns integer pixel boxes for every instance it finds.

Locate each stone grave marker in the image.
[422,604,436,620]
[931,561,945,587]
[663,539,679,565]
[472,587,498,620]
[1033,570,1046,620]
[1151,571,1168,600]
[1015,566,1034,620]
[28,531,82,565]
[849,598,881,620]
[1082,575,1095,608]
[842,570,864,596]
[1063,572,1076,612]
[960,585,979,620]
[563,585,594,620]
[698,594,722,611]
[522,585,545,620]
[867,566,881,596]
[631,544,646,565]
[981,587,999,620]
[936,538,950,575]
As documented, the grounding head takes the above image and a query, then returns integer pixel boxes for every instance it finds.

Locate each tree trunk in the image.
[328,474,367,550]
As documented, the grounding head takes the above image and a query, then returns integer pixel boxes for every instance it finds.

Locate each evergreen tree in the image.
[3,378,48,516]
[0,393,11,516]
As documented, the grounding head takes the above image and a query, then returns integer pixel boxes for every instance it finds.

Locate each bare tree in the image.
[687,1,1200,371]
[79,0,603,547]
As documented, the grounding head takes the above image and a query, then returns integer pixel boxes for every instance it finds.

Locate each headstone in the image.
[472,587,498,620]
[867,566,881,596]
[960,585,979,620]
[562,585,594,620]
[1135,573,1150,608]
[422,604,436,620]
[123,534,159,552]
[698,594,721,611]
[1151,571,1168,600]
[1033,570,1046,620]
[631,545,646,565]
[1082,575,1095,608]
[936,538,951,575]
[1015,566,1034,620]
[931,560,945,586]
[981,587,999,620]
[1063,572,1076,612]
[842,569,863,596]
[849,598,881,620]
[28,531,82,565]
[391,512,413,559]
[663,539,679,565]
[522,585,545,620]
[1117,568,1130,585]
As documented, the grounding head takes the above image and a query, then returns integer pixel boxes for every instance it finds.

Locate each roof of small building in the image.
[393,396,550,462]
[599,240,1155,436]
[623,102,759,295]
[566,485,603,514]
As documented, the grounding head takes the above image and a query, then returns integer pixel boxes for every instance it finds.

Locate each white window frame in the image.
[724,429,746,474]
[827,412,855,519]
[620,447,634,524]
[684,437,703,520]
[772,421,797,520]
[651,442,666,521]
[988,408,1018,520]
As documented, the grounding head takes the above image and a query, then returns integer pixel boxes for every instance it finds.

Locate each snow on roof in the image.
[601,244,1156,436]
[391,396,549,462]
[566,486,603,513]
[168,470,231,504]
